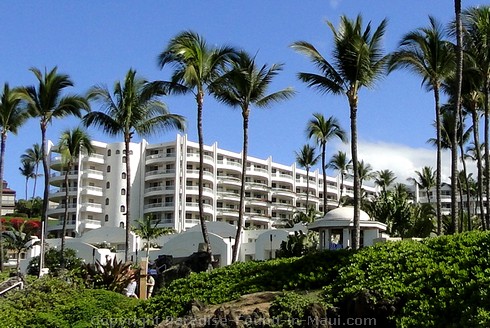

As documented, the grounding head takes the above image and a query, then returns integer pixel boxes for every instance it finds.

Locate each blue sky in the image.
[0,1,483,198]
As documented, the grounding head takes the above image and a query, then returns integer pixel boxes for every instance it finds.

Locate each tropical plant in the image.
[18,160,35,200]
[292,14,388,249]
[295,144,320,211]
[158,31,237,255]
[83,69,185,262]
[57,127,94,267]
[2,221,39,272]
[374,169,396,196]
[211,51,294,263]
[26,248,84,277]
[18,67,89,275]
[356,160,376,189]
[284,207,321,228]
[307,114,347,215]
[82,256,137,293]
[409,166,436,204]
[20,143,42,199]
[0,83,28,271]
[389,17,455,235]
[132,215,175,259]
[328,150,352,207]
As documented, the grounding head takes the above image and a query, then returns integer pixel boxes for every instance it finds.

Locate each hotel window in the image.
[107,166,111,172]
[105,198,109,205]
[120,205,125,212]
[122,156,126,163]
[122,172,126,179]
[106,181,110,189]
[121,188,126,195]
[105,215,109,222]
[107,149,111,156]
[116,150,120,155]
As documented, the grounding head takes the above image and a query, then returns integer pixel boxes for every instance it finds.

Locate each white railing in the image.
[0,281,23,296]
[145,169,175,177]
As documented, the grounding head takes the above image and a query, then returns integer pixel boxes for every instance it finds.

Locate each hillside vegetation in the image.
[1,231,490,327]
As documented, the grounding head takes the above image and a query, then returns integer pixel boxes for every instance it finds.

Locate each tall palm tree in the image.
[132,215,175,259]
[18,160,35,202]
[328,151,352,207]
[210,51,294,263]
[292,15,388,249]
[21,143,42,199]
[461,6,490,229]
[409,166,437,205]
[374,169,396,196]
[18,67,89,275]
[295,144,320,211]
[158,31,236,255]
[306,114,347,215]
[0,83,28,271]
[57,127,94,267]
[389,17,455,235]
[83,69,185,262]
[356,160,376,189]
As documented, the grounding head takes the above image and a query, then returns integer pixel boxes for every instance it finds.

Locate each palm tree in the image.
[389,17,455,235]
[306,114,347,215]
[18,160,35,200]
[83,69,185,262]
[461,6,490,229]
[158,31,236,255]
[292,15,388,249]
[18,67,89,275]
[210,51,294,263]
[295,144,320,211]
[2,221,39,272]
[374,169,396,196]
[409,166,436,204]
[21,143,43,199]
[132,215,174,259]
[328,151,352,207]
[356,160,376,190]
[0,83,28,271]
[57,127,94,267]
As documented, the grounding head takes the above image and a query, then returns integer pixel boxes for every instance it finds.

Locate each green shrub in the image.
[269,292,314,328]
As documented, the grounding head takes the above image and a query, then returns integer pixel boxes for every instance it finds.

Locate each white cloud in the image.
[334,140,477,184]
[329,0,341,9]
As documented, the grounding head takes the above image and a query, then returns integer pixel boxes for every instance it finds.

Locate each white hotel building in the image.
[46,134,377,238]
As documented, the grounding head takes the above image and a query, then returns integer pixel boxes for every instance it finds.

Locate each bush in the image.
[27,248,84,277]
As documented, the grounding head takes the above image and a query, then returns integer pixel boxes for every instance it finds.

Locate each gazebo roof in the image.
[308,206,387,231]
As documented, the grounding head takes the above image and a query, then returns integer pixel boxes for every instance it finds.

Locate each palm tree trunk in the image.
[338,173,344,208]
[349,97,360,250]
[451,0,463,234]
[61,167,70,268]
[470,108,485,229]
[321,143,327,215]
[124,135,131,263]
[434,86,443,235]
[484,83,490,230]
[0,132,6,271]
[306,169,310,211]
[32,163,39,200]
[233,109,249,263]
[196,91,212,255]
[39,122,48,277]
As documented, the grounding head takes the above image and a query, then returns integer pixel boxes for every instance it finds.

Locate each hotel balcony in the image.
[217,191,240,202]
[80,202,103,214]
[47,219,77,232]
[186,170,214,183]
[81,169,104,181]
[245,182,269,192]
[143,202,175,214]
[217,176,241,187]
[144,185,175,197]
[144,169,176,181]
[185,202,214,215]
[49,187,78,200]
[271,187,295,198]
[246,167,269,179]
[216,207,239,219]
[271,203,295,212]
[80,185,104,197]
[245,198,269,208]
[82,153,105,164]
[186,153,214,166]
[185,186,214,198]
[217,160,242,173]
[83,218,102,230]
[50,170,79,185]
[271,173,294,184]
[47,203,77,215]
[145,152,176,165]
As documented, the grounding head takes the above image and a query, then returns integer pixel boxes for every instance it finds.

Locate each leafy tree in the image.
[0,83,28,271]
[307,114,347,215]
[295,144,320,211]
[374,169,396,196]
[83,69,185,262]
[14,197,42,218]
[57,127,94,267]
[211,51,294,263]
[389,17,455,235]
[20,143,42,199]
[284,207,321,228]
[292,15,388,249]
[328,151,352,207]
[2,221,39,272]
[18,67,89,275]
[132,215,175,259]
[26,248,84,277]
[158,31,236,255]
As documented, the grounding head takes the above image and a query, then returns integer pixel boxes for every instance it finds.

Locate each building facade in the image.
[46,134,377,238]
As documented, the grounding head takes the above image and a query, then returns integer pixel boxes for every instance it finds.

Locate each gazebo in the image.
[308,206,387,250]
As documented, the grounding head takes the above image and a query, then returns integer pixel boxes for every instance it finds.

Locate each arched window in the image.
[106,181,110,189]
[121,172,127,179]
[120,205,125,212]
[107,166,111,173]
[116,150,120,155]
[119,222,124,228]
[121,188,126,195]
[107,149,111,156]
[105,215,109,222]
[105,198,109,205]
[122,156,126,163]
